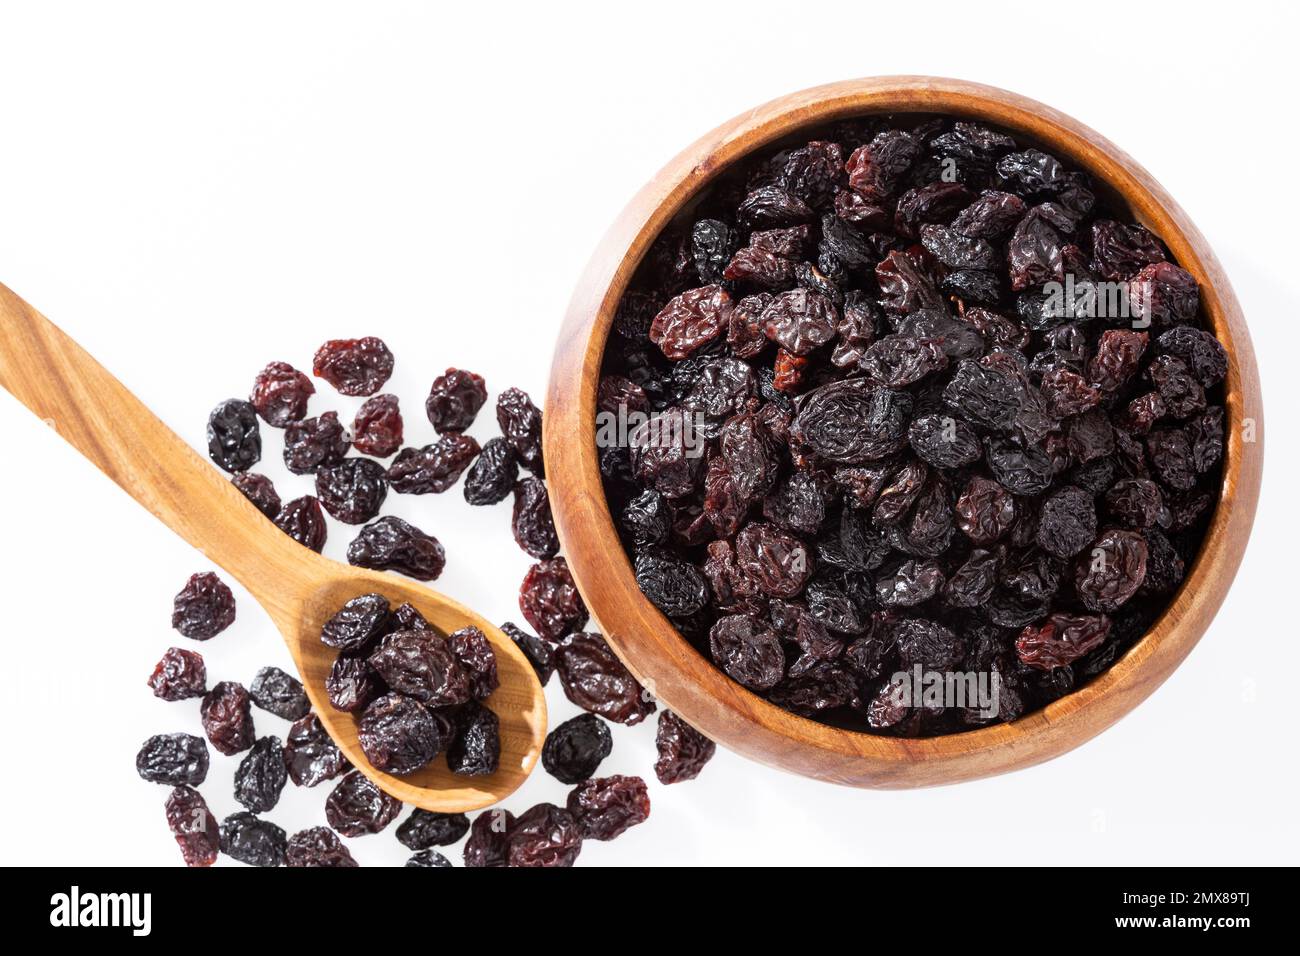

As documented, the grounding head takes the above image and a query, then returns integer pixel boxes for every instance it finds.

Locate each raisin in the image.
[325,770,402,836]
[908,413,981,468]
[1188,406,1225,473]
[388,435,481,494]
[892,617,966,670]
[496,387,545,475]
[1156,326,1228,387]
[709,614,785,690]
[792,380,912,463]
[283,412,350,474]
[347,516,445,580]
[1036,485,1097,558]
[425,368,487,434]
[1075,530,1148,611]
[449,626,499,700]
[761,289,837,355]
[407,849,452,867]
[147,647,207,701]
[653,710,715,784]
[1147,428,1197,491]
[201,681,256,755]
[737,185,813,229]
[136,733,209,786]
[511,477,559,558]
[1090,220,1165,279]
[506,803,583,868]
[274,495,328,552]
[691,218,737,283]
[325,656,382,714]
[207,399,261,473]
[1016,614,1112,669]
[320,594,390,653]
[313,337,394,396]
[219,812,286,867]
[520,558,588,642]
[315,458,388,524]
[231,472,282,519]
[779,140,845,207]
[172,571,236,640]
[368,630,470,706]
[447,700,500,776]
[945,549,999,607]
[649,285,733,360]
[860,334,948,387]
[567,775,650,841]
[542,713,613,784]
[554,631,656,725]
[463,809,514,868]
[358,693,449,774]
[233,736,287,812]
[1147,354,1206,419]
[635,550,710,617]
[165,785,219,867]
[463,437,519,505]
[876,559,944,607]
[846,130,919,201]
[951,190,1026,238]
[397,810,470,850]
[1105,478,1164,529]
[250,361,314,426]
[620,489,673,546]
[502,621,554,685]
[735,522,814,598]
[249,666,310,720]
[352,393,404,457]
[283,713,347,786]
[1132,261,1199,327]
[285,826,359,867]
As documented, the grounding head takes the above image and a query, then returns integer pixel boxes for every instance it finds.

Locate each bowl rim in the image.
[545,76,1264,788]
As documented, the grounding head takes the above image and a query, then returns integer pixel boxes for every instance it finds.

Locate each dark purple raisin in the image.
[250,361,314,427]
[519,558,588,642]
[283,713,347,787]
[315,458,388,524]
[653,710,715,784]
[463,437,518,505]
[233,736,287,812]
[542,713,612,784]
[172,571,236,640]
[496,387,545,475]
[352,393,403,457]
[554,631,656,725]
[347,516,445,580]
[201,681,256,755]
[396,810,470,850]
[249,666,310,720]
[324,770,402,836]
[147,647,207,701]
[285,826,358,867]
[273,495,328,552]
[388,435,481,494]
[511,477,560,559]
[283,412,350,474]
[219,812,286,867]
[207,399,261,473]
[502,621,554,685]
[426,368,487,434]
[566,775,650,841]
[313,337,394,396]
[358,693,448,774]
[447,700,500,776]
[231,472,282,519]
[136,733,209,786]
[165,785,219,867]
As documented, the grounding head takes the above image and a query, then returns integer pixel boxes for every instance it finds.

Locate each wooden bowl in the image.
[545,77,1263,787]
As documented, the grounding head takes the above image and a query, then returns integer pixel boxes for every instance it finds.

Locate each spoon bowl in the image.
[0,282,547,813]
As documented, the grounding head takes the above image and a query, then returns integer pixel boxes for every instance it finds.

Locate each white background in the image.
[0,1,1296,866]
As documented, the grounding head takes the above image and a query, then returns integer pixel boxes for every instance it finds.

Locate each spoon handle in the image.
[0,283,312,593]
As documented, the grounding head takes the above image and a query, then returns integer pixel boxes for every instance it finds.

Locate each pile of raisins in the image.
[320,592,502,777]
[138,335,718,866]
[598,115,1228,736]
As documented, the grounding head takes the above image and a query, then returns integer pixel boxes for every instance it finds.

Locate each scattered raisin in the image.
[250,361,314,427]
[542,713,612,784]
[172,572,236,640]
[347,516,445,580]
[426,368,487,434]
[352,394,404,457]
[313,337,394,396]
[147,647,207,701]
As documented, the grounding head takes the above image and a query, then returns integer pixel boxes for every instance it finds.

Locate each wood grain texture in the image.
[546,77,1264,788]
[0,282,546,811]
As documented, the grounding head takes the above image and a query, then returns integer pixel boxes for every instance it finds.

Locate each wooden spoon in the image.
[0,282,546,812]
